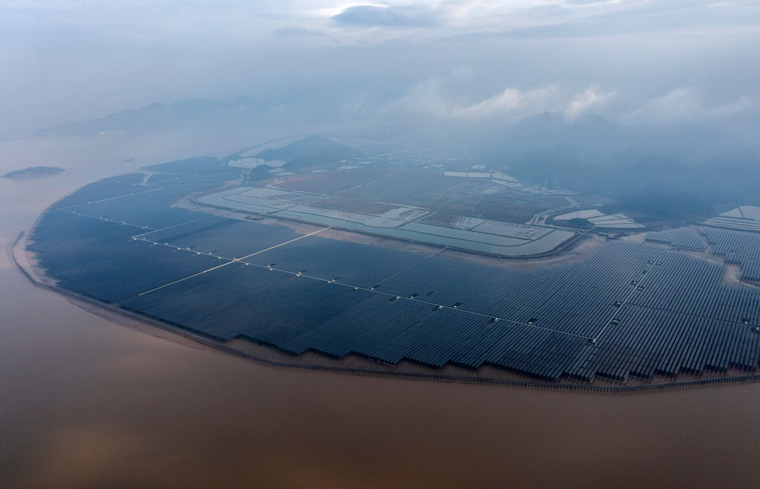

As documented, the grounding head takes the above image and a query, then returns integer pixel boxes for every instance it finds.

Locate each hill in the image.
[37,93,345,137]
[255,136,361,170]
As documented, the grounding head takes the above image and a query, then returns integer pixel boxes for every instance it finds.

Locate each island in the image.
[21,134,760,392]
[2,166,64,180]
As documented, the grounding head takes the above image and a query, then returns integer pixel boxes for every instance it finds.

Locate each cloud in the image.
[627,88,760,124]
[272,26,327,38]
[384,76,628,123]
[708,95,760,118]
[385,77,561,121]
[331,4,443,28]
[1,0,758,133]
[449,65,477,81]
[631,88,701,123]
[385,77,452,118]
[565,85,617,120]
[386,79,760,128]
[456,86,560,119]
[564,0,617,5]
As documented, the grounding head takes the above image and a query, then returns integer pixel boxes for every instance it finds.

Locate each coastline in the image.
[13,224,760,394]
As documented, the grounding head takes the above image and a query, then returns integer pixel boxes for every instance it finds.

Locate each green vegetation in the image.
[244,165,274,183]
[560,218,594,230]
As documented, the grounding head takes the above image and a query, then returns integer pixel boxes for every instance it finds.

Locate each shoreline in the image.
[11,227,760,394]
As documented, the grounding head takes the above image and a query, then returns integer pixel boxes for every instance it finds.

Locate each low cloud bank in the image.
[378,76,758,129]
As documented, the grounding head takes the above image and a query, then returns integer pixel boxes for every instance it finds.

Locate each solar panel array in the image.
[29,173,760,383]
[645,228,706,251]
[702,227,760,282]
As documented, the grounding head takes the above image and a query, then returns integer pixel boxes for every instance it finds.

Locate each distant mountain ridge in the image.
[38,90,349,137]
[39,97,266,136]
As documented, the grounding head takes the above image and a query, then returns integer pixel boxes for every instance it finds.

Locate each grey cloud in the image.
[564,0,615,5]
[565,85,617,121]
[1,0,759,138]
[497,0,760,41]
[626,88,760,125]
[272,26,327,38]
[383,78,614,123]
[331,4,443,28]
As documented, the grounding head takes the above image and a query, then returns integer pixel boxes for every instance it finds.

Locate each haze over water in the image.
[1,135,759,488]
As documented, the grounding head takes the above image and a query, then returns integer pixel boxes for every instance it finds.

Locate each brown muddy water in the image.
[1,134,760,489]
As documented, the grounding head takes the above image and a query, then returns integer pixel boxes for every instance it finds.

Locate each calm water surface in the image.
[1,135,759,489]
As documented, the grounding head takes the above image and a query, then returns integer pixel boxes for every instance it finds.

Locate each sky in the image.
[2,0,760,133]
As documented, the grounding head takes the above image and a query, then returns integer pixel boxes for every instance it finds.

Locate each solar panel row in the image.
[702,227,760,282]
[645,228,706,251]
